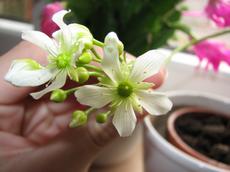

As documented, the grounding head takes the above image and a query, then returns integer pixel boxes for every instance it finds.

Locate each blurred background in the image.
[0,0,229,96]
[0,0,229,55]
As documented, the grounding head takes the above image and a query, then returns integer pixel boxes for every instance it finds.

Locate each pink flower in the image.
[205,0,230,27]
[193,40,230,72]
[41,2,64,37]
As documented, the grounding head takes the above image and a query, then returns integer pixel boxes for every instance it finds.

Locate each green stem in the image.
[93,39,104,47]
[83,64,103,72]
[92,58,101,63]
[89,71,104,77]
[65,87,80,95]
[85,107,95,114]
[91,48,102,59]
[166,28,230,64]
[91,48,102,63]
[185,28,230,49]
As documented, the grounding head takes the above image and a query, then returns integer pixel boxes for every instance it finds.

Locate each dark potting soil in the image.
[175,112,230,165]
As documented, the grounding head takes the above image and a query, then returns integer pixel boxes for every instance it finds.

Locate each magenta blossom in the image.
[41,2,64,37]
[205,0,230,27]
[193,40,230,72]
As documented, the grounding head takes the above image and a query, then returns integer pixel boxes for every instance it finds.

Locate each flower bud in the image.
[77,67,89,83]
[50,89,67,102]
[69,110,87,127]
[69,68,79,82]
[96,112,109,123]
[104,32,124,55]
[78,52,92,64]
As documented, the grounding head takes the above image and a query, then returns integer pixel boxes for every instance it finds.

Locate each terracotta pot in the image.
[145,91,230,172]
[167,107,230,171]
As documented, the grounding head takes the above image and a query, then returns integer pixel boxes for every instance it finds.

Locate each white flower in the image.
[75,32,172,137]
[5,10,93,99]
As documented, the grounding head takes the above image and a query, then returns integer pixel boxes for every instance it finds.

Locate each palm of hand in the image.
[0,96,76,158]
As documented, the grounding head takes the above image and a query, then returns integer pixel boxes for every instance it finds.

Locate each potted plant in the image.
[144,91,230,172]
[167,107,230,171]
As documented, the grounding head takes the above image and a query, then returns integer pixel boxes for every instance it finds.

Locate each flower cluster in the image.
[5,10,172,137]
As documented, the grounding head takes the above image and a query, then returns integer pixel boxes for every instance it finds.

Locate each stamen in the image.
[56,54,70,69]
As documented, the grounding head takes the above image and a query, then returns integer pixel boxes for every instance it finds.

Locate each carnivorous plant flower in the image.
[75,32,172,137]
[5,10,93,99]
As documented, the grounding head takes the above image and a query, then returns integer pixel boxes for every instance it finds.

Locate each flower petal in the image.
[52,10,72,51]
[136,90,172,115]
[101,32,121,82]
[5,59,52,87]
[130,50,168,82]
[68,23,93,40]
[52,10,69,29]
[30,70,67,99]
[22,31,58,56]
[74,85,113,108]
[112,101,137,137]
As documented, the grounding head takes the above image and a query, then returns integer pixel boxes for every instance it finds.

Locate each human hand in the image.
[0,41,165,172]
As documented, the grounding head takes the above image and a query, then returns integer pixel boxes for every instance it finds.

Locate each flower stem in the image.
[92,57,101,63]
[65,87,80,95]
[166,28,230,64]
[85,107,95,114]
[89,71,104,77]
[93,39,104,47]
[83,64,103,72]
[91,48,102,62]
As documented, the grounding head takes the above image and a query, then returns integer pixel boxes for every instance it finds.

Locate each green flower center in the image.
[117,82,133,98]
[56,54,71,69]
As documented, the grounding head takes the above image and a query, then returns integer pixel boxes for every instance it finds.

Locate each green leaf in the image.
[66,0,183,55]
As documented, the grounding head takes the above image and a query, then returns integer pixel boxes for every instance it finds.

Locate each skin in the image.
[0,41,165,172]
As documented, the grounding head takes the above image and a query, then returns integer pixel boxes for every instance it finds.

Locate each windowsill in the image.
[0,18,33,55]
[158,49,230,99]
[0,18,33,34]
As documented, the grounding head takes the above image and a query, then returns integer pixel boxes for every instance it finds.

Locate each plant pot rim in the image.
[167,107,230,170]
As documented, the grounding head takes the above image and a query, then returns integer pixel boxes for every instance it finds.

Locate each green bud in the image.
[96,112,109,123]
[69,110,87,127]
[77,67,89,83]
[78,52,92,64]
[69,68,79,82]
[50,89,67,103]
